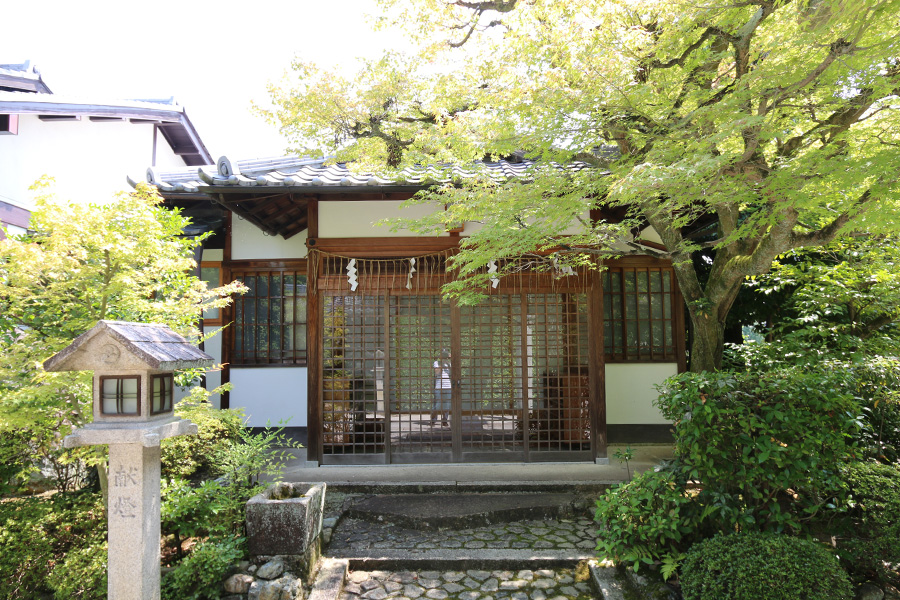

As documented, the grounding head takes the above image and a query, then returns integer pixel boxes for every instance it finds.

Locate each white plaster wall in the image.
[153,134,187,169]
[231,216,308,259]
[0,115,164,207]
[202,248,224,262]
[201,331,223,408]
[605,363,677,424]
[463,209,591,236]
[320,200,444,237]
[172,328,224,408]
[639,226,663,245]
[1,223,27,237]
[229,367,308,427]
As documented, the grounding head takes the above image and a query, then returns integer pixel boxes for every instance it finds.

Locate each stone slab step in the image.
[324,480,612,495]
[331,549,596,570]
[348,493,580,529]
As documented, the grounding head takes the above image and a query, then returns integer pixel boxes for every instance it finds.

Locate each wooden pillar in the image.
[306,200,321,463]
[589,269,607,462]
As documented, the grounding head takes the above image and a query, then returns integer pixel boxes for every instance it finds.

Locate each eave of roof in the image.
[0,62,52,94]
[132,154,596,240]
[0,92,213,166]
[140,155,592,195]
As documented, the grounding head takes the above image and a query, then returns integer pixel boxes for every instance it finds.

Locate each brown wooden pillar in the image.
[589,268,607,461]
[221,210,233,409]
[306,199,321,463]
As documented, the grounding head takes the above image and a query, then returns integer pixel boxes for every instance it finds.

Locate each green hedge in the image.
[681,532,853,600]
[655,368,858,533]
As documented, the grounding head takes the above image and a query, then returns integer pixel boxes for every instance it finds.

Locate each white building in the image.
[0,60,211,219]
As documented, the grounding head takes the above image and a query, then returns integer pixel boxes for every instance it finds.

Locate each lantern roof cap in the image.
[44,320,213,373]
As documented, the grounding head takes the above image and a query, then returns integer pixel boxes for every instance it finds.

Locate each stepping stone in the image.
[348,493,578,530]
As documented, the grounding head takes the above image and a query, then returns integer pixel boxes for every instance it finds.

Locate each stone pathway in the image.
[328,516,597,553]
[340,568,596,600]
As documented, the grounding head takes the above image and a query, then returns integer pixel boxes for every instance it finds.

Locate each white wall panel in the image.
[320,201,444,238]
[229,367,308,427]
[605,363,677,424]
[202,248,223,262]
[0,115,165,208]
[231,217,308,259]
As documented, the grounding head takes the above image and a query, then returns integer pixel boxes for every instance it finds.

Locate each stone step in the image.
[347,493,582,530]
[324,480,611,495]
[332,549,596,571]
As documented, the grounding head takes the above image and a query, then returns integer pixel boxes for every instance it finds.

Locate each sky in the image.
[3,0,404,160]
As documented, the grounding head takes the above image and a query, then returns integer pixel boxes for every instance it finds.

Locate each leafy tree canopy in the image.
[263,0,900,371]
[0,180,245,432]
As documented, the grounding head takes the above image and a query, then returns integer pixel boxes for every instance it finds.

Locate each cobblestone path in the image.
[328,516,597,553]
[340,568,596,600]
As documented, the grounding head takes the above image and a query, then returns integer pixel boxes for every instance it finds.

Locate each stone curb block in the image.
[308,558,348,600]
[589,564,627,600]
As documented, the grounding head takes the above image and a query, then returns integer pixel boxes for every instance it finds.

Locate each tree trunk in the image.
[689,311,726,372]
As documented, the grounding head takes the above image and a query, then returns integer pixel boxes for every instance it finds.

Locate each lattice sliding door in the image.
[315,252,597,463]
[388,294,453,460]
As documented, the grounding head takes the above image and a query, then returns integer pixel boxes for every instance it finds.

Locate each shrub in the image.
[595,466,701,576]
[656,368,858,534]
[161,535,245,600]
[0,490,106,600]
[161,478,237,562]
[161,390,244,481]
[681,532,853,600]
[840,358,900,463]
[837,461,900,587]
[46,540,107,600]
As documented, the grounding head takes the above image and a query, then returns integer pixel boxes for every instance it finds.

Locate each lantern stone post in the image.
[44,320,214,600]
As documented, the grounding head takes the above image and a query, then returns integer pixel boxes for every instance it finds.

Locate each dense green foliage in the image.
[0,490,106,600]
[738,237,900,358]
[836,462,900,588]
[657,369,857,532]
[159,415,301,599]
[594,467,698,575]
[680,532,853,600]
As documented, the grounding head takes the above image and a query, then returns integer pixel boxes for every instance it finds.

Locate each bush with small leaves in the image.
[656,368,858,534]
[595,466,702,576]
[681,532,853,600]
[0,490,106,600]
[161,390,244,481]
[837,461,900,587]
[161,535,245,600]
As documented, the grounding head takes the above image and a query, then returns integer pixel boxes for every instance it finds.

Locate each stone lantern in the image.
[44,320,214,600]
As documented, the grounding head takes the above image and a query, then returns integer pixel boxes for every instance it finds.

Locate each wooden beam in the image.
[307,199,319,239]
[308,236,460,256]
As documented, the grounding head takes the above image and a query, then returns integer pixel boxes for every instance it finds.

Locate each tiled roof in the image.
[140,155,594,194]
[0,61,52,94]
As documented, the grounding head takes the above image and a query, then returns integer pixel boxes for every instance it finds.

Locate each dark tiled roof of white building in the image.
[139,155,594,195]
